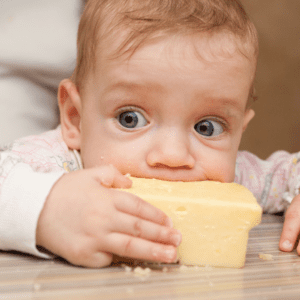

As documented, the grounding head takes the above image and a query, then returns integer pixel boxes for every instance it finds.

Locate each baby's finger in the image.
[93,165,132,189]
[113,190,173,228]
[113,212,181,247]
[69,249,113,269]
[105,233,178,263]
[279,195,300,253]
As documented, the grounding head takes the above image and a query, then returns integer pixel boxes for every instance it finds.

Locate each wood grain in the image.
[1,214,300,299]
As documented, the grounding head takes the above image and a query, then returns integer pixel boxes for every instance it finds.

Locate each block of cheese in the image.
[122,177,262,268]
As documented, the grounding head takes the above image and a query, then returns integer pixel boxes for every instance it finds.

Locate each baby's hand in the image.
[279,194,300,254]
[36,166,181,267]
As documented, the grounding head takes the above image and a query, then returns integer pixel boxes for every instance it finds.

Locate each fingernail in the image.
[171,232,182,247]
[166,217,173,228]
[164,248,176,262]
[282,240,293,250]
[100,178,111,187]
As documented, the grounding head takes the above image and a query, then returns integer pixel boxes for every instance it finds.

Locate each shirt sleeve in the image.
[235,150,300,214]
[0,163,64,257]
[0,127,79,258]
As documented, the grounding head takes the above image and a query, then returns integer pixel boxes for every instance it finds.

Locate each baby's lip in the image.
[131,172,208,182]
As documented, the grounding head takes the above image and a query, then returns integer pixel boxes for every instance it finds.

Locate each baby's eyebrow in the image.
[203,96,245,115]
[104,81,246,117]
[104,80,165,95]
[218,98,244,113]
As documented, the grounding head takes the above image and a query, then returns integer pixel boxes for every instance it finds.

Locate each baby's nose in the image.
[146,128,195,169]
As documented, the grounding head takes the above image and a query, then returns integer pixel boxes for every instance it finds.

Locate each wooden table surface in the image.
[1,214,300,300]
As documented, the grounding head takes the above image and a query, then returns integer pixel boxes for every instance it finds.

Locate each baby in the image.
[0,0,296,267]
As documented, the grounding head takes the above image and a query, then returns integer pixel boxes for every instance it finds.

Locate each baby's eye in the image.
[194,119,224,137]
[117,111,148,129]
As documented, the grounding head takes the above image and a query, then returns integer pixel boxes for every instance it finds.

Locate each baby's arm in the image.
[0,129,68,257]
[236,150,300,253]
[36,165,180,267]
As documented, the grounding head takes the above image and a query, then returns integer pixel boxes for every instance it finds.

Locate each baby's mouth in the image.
[130,170,207,182]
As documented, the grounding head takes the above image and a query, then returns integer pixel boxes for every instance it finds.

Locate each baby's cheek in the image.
[113,160,139,176]
[209,159,235,183]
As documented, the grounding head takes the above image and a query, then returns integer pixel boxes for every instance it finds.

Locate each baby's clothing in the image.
[0,127,297,257]
[235,151,298,214]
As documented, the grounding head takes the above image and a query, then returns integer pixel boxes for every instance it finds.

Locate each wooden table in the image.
[1,214,300,300]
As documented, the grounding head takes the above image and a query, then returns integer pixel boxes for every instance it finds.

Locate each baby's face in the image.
[78,33,255,182]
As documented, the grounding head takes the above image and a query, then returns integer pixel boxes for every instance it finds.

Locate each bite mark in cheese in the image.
[122,177,262,268]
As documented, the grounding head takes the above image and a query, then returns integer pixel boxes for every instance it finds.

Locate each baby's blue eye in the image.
[194,119,223,137]
[118,111,147,129]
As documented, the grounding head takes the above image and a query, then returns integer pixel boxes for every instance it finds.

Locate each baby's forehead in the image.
[100,30,256,68]
[74,0,258,92]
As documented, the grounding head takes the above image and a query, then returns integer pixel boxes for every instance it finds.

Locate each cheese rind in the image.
[121,178,262,268]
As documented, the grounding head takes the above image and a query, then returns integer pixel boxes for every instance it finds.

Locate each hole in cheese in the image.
[176,206,187,212]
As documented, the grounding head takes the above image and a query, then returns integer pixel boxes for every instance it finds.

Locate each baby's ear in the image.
[58,79,82,150]
[242,108,255,132]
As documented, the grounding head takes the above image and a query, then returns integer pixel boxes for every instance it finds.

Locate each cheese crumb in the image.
[126,287,134,294]
[33,283,41,291]
[134,267,151,275]
[179,265,189,272]
[122,264,132,272]
[259,253,274,261]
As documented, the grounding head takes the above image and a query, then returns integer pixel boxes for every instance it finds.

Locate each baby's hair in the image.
[73,0,258,103]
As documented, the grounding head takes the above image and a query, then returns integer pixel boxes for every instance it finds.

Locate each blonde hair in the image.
[73,0,258,97]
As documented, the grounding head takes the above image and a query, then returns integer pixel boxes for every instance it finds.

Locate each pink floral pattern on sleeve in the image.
[235,150,300,214]
[0,126,80,188]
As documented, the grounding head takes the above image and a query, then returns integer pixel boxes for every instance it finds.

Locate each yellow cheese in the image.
[123,177,262,268]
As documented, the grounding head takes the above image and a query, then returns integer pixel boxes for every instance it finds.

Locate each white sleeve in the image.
[0,164,65,258]
[0,128,79,258]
